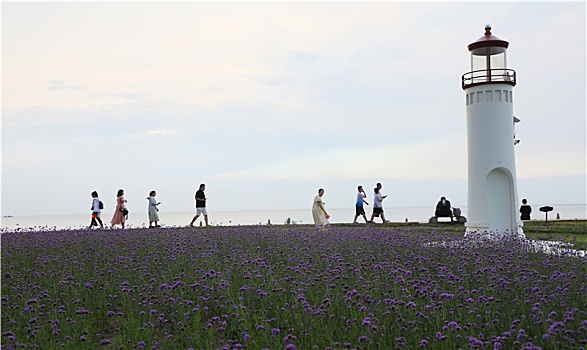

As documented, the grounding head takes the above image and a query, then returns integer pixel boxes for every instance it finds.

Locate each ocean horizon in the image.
[2,204,585,231]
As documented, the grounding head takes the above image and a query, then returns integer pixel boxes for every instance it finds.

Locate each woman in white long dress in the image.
[312,188,329,229]
[147,190,161,228]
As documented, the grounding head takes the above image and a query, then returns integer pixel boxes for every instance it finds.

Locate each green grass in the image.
[522,220,587,251]
[336,220,587,250]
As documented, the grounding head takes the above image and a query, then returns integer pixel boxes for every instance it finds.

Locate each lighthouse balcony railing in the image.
[462,68,516,90]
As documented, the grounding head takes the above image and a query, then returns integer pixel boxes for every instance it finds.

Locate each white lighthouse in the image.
[462,25,523,238]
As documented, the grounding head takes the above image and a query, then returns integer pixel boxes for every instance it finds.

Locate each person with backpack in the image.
[89,191,104,229]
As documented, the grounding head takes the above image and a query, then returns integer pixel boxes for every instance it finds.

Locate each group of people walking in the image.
[91,183,397,230]
[355,183,390,224]
[89,189,162,229]
[312,182,390,230]
[89,184,208,229]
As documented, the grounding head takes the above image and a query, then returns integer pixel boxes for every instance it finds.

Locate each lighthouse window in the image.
[490,52,506,71]
[466,94,469,105]
[505,91,509,102]
[495,90,502,102]
[471,53,488,80]
[470,93,475,104]
[486,91,493,102]
[509,91,513,103]
[477,91,483,103]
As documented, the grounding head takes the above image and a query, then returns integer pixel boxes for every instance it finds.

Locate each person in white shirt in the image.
[89,191,104,229]
[312,188,330,230]
[147,190,161,228]
[369,183,390,223]
[353,185,370,224]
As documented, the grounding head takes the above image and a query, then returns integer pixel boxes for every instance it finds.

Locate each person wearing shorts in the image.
[353,185,369,224]
[189,184,208,226]
[369,186,389,223]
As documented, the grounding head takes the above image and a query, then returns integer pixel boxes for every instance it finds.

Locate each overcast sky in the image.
[2,1,585,217]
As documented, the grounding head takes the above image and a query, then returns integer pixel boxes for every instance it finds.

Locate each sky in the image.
[2,1,586,218]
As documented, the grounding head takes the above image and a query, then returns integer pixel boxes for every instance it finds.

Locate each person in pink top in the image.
[111,189,127,228]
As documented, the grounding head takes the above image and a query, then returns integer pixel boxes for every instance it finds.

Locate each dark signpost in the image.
[539,206,554,222]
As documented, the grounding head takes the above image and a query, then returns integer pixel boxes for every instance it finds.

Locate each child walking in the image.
[353,185,369,224]
[89,191,104,229]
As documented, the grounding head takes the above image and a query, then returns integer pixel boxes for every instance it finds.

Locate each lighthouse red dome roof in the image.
[468,25,509,51]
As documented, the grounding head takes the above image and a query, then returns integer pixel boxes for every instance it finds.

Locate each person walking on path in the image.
[369,185,389,223]
[312,188,330,230]
[147,190,161,228]
[111,189,127,229]
[89,191,104,229]
[190,184,208,227]
[352,185,369,224]
[520,198,532,220]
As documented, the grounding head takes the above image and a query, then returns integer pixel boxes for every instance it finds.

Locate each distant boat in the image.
[3,215,13,218]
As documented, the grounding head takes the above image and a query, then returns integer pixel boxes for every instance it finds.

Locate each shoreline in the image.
[2,204,585,231]
[2,218,585,233]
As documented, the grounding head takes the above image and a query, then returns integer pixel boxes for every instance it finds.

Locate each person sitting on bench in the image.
[435,196,454,222]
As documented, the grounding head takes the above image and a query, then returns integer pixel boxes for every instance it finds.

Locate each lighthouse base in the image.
[465,225,525,240]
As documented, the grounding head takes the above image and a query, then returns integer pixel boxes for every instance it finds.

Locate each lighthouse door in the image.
[486,168,514,234]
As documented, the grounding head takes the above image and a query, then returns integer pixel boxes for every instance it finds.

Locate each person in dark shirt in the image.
[189,184,208,226]
[520,198,532,220]
[435,196,453,221]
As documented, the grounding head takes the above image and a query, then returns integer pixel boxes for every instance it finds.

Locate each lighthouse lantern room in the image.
[462,25,523,237]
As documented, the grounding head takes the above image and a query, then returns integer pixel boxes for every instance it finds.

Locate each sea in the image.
[1,204,585,231]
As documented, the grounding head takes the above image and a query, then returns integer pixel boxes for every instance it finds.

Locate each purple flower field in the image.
[2,226,586,349]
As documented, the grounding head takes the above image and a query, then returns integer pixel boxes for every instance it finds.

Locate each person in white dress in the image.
[147,190,161,228]
[312,188,330,230]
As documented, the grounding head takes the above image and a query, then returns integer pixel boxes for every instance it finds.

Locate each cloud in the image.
[100,92,149,101]
[517,151,585,178]
[217,128,586,182]
[141,129,179,136]
[217,133,468,181]
[47,80,85,91]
